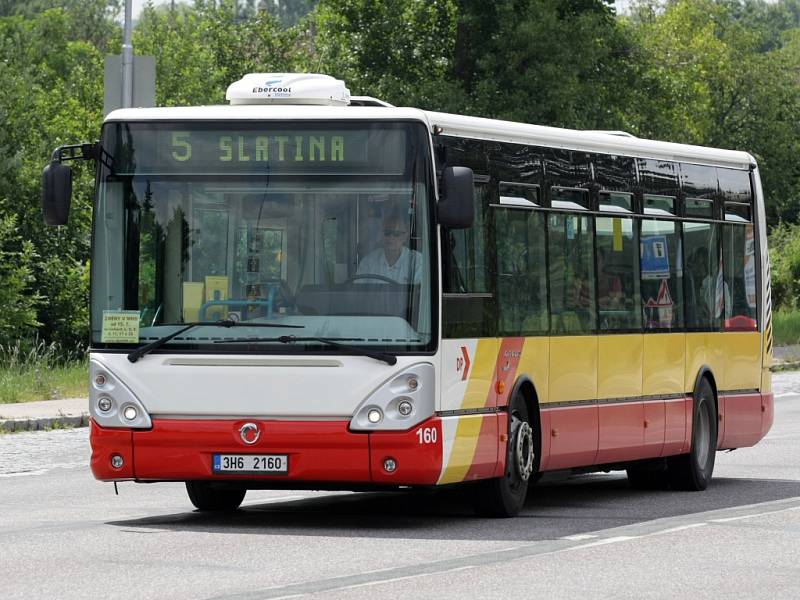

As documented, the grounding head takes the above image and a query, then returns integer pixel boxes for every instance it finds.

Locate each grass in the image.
[0,339,87,404]
[773,309,800,347]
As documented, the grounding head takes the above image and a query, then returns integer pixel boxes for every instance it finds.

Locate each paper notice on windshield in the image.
[101,310,140,343]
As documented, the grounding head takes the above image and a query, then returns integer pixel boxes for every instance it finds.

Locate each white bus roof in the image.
[104,104,755,170]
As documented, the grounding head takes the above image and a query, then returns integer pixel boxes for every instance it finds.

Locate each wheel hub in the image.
[514,421,534,481]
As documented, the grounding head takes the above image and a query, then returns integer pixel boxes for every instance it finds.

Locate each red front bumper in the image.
[90,417,443,487]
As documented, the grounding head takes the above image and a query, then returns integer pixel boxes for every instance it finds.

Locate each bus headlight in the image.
[349,363,434,431]
[89,360,152,429]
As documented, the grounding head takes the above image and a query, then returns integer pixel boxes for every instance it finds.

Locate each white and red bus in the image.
[43,73,773,516]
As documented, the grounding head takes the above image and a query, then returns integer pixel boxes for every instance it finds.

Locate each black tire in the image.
[186,482,247,511]
[471,391,538,518]
[666,377,717,491]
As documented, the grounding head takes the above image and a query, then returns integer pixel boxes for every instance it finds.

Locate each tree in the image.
[0,215,39,343]
[134,0,298,107]
[0,8,106,349]
[308,0,458,108]
[445,0,636,128]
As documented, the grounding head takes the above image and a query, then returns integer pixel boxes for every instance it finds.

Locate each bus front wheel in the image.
[186,482,247,511]
[470,392,536,518]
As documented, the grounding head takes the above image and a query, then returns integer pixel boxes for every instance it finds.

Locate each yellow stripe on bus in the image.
[439,414,487,484]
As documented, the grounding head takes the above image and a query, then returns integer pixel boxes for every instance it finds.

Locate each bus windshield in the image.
[91,121,435,354]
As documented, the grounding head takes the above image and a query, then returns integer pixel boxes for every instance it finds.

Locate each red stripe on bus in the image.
[464,337,526,480]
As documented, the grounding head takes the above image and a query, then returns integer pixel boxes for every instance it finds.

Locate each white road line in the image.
[650,523,707,535]
[571,535,638,549]
[561,533,598,541]
[710,505,800,523]
[0,470,47,478]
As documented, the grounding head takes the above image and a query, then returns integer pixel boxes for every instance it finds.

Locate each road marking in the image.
[571,535,638,549]
[0,470,47,478]
[561,533,598,541]
[710,505,800,523]
[651,523,707,535]
[210,495,800,600]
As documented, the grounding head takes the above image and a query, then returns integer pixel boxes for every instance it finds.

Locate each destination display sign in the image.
[106,123,409,176]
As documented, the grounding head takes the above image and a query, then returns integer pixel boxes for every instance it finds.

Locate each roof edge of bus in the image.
[102,105,428,124]
[424,110,756,170]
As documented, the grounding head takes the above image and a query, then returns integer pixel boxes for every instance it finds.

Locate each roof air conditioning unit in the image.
[226,73,351,106]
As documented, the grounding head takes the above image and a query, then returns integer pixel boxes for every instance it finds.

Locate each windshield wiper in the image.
[216,335,397,366]
[127,319,305,363]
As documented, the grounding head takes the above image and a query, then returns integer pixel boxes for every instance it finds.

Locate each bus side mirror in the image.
[42,161,72,226]
[438,166,474,229]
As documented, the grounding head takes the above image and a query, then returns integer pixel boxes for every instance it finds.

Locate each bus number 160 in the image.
[416,427,438,445]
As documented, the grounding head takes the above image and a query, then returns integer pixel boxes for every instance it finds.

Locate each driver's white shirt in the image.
[356,246,423,284]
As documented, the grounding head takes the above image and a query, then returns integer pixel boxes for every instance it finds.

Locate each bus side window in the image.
[495,208,548,335]
[640,219,684,331]
[444,183,490,294]
[596,216,640,331]
[723,224,758,330]
[548,213,595,334]
[684,222,722,330]
[442,182,494,338]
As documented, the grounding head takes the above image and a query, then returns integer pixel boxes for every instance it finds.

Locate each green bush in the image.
[769,222,800,310]
[0,215,39,344]
[773,309,800,346]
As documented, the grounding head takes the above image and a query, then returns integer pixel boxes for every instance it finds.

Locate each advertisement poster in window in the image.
[641,235,670,280]
[745,225,756,309]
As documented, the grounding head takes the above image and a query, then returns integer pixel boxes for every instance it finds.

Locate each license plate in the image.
[212,454,288,474]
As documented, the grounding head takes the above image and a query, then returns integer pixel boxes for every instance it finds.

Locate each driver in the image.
[356,211,422,284]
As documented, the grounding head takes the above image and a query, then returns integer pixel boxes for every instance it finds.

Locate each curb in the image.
[0,414,90,433]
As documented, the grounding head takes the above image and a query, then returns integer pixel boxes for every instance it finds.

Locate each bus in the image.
[42,73,773,517]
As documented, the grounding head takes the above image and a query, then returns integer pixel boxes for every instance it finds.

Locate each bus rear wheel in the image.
[471,392,536,518]
[667,377,718,491]
[186,482,246,511]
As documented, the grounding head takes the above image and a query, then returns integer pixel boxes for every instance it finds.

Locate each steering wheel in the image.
[343,273,401,285]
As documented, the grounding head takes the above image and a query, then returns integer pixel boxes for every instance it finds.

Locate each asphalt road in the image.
[2,373,799,600]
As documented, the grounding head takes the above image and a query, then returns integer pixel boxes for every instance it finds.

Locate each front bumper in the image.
[90,417,444,487]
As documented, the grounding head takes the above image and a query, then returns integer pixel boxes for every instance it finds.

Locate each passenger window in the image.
[640,219,684,330]
[599,191,633,212]
[596,217,640,331]
[551,186,590,209]
[723,224,758,330]
[593,154,637,193]
[444,183,490,294]
[718,168,753,203]
[725,202,751,222]
[496,209,548,335]
[548,213,595,334]
[643,194,676,215]
[685,198,714,219]
[684,222,723,330]
[443,182,494,338]
[499,182,540,207]
[638,159,680,197]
